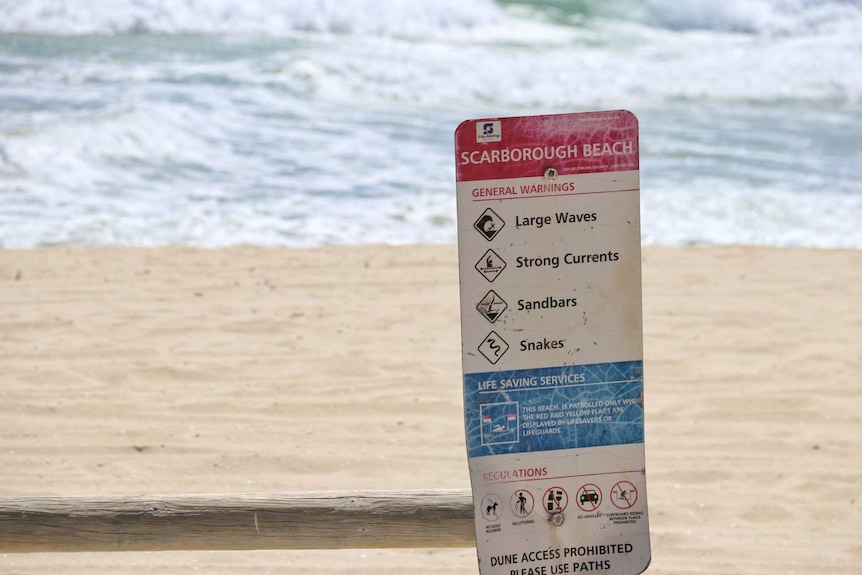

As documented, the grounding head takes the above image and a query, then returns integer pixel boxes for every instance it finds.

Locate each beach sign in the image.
[455,111,650,575]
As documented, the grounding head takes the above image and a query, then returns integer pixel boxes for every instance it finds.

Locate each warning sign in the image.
[476,290,507,323]
[455,111,650,575]
[474,208,505,241]
[477,331,509,365]
[475,249,506,283]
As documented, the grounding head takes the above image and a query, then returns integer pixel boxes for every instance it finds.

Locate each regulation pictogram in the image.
[575,484,602,512]
[511,490,535,518]
[478,331,509,364]
[474,208,505,241]
[481,493,503,522]
[543,487,568,514]
[611,481,638,509]
[476,290,508,323]
[475,249,506,282]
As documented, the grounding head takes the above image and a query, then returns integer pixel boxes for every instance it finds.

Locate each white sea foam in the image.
[4,0,860,37]
[0,0,860,249]
[506,0,862,35]
[639,0,862,35]
[0,0,503,36]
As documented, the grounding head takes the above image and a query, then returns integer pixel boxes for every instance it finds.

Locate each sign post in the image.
[455,111,650,575]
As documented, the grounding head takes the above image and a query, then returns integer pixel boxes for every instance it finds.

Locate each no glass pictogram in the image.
[474,208,505,241]
[478,331,509,364]
[611,481,638,509]
[543,487,568,514]
[475,249,506,283]
[477,290,508,323]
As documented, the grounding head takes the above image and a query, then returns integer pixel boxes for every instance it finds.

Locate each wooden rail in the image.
[0,489,475,553]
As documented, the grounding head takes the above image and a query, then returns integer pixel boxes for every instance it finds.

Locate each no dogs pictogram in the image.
[481,494,503,522]
[474,208,505,241]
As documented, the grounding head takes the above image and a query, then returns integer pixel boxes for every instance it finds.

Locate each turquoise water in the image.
[1,0,860,248]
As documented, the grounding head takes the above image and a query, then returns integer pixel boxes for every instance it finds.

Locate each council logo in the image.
[476,120,502,143]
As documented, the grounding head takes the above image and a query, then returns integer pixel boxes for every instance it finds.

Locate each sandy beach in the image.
[1,244,860,574]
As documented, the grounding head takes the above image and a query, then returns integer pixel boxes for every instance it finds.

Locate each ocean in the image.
[1,0,860,249]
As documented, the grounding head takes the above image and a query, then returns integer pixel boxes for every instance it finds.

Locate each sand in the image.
[1,244,860,574]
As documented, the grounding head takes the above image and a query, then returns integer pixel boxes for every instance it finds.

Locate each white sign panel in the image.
[455,111,650,575]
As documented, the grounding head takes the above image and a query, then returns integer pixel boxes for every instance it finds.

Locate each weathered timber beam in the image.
[0,489,476,553]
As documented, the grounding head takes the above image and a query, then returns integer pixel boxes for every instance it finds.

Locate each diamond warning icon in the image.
[477,290,507,323]
[475,249,506,283]
[478,331,509,364]
[474,208,505,241]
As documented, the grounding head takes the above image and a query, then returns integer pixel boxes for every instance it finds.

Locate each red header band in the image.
[455,110,639,182]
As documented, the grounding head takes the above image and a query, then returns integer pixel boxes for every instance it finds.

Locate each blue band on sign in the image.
[464,360,644,458]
